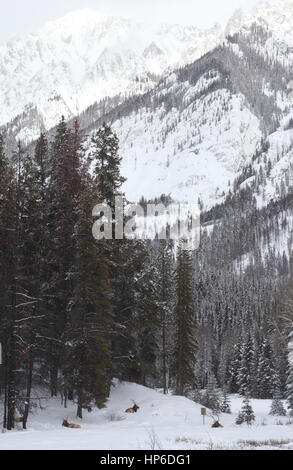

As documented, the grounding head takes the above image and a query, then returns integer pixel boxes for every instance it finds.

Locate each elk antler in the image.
[209,413,220,422]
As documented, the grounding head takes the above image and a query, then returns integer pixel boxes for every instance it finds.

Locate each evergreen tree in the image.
[174,243,198,396]
[67,172,113,418]
[135,244,160,386]
[2,143,45,429]
[91,123,126,378]
[269,389,287,416]
[0,133,7,174]
[235,395,255,425]
[14,154,46,429]
[220,386,232,414]
[255,338,278,399]
[287,334,293,416]
[201,373,221,413]
[228,341,242,393]
[156,241,175,394]
[237,334,255,396]
[45,119,82,397]
[4,142,28,430]
[110,240,143,383]
[91,122,126,208]
[34,132,48,188]
[0,135,17,430]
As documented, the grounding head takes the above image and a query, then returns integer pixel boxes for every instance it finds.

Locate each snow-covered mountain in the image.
[80,20,293,208]
[2,1,293,208]
[0,9,224,132]
[225,0,293,41]
[2,0,293,141]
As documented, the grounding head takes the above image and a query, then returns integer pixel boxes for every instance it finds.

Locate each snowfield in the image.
[0,381,292,450]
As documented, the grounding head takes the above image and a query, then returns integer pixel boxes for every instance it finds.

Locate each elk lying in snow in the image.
[125,401,140,413]
[62,419,81,429]
[15,408,25,424]
[15,417,24,423]
[210,414,224,428]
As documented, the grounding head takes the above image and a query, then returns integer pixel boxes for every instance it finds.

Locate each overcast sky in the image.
[0,0,280,41]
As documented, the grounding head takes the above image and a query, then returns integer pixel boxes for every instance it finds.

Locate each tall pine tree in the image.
[174,243,198,396]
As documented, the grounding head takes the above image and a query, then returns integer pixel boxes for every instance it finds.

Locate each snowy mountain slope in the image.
[2,1,293,138]
[113,89,261,206]
[229,115,293,265]
[226,0,293,45]
[2,3,293,209]
[0,381,291,450]
[3,23,292,209]
[0,9,224,130]
[79,23,292,207]
[201,110,293,271]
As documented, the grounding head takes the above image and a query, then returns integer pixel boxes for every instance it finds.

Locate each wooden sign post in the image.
[201,407,206,425]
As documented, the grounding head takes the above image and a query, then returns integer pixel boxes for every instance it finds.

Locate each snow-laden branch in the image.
[15,315,45,323]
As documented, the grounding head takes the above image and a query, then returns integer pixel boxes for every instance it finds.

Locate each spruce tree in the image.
[0,135,17,430]
[156,240,175,394]
[110,240,142,382]
[201,373,221,413]
[256,338,277,399]
[91,123,141,385]
[174,243,198,396]
[112,240,160,386]
[135,243,160,386]
[45,119,82,397]
[15,154,46,429]
[237,334,255,396]
[269,389,287,416]
[235,395,255,425]
[67,172,113,418]
[0,133,7,174]
[220,386,232,414]
[1,143,45,430]
[287,335,293,416]
[91,122,126,208]
[228,341,242,393]
[34,132,48,188]
[4,142,26,430]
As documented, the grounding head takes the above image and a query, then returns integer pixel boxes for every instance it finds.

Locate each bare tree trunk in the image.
[77,390,83,419]
[50,357,58,397]
[22,354,33,430]
[162,317,168,394]
[7,288,17,430]
[3,338,8,429]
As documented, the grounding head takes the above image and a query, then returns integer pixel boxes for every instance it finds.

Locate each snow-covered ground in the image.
[0,381,292,450]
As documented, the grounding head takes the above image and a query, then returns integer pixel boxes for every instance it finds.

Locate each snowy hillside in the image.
[2,1,293,142]
[226,0,293,44]
[2,2,293,214]
[80,18,293,207]
[0,381,292,450]
[3,2,293,207]
[107,88,261,207]
[239,123,293,210]
[0,9,224,131]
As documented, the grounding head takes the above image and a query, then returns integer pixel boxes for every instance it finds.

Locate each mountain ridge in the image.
[0,8,224,130]
[2,1,293,209]
[2,1,293,135]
